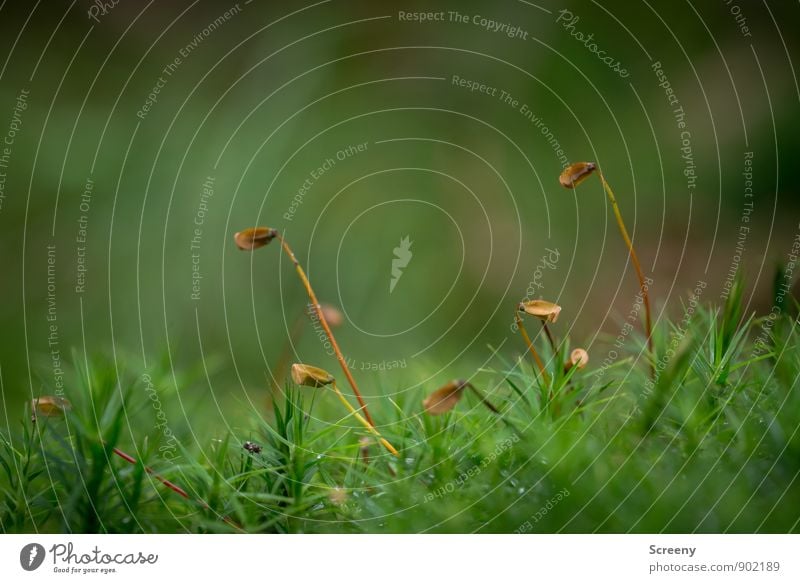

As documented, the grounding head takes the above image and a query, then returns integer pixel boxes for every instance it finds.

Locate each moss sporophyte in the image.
[234,226,378,428]
[559,162,654,376]
[291,363,398,456]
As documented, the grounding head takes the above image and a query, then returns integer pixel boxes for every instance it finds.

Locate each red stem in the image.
[110,446,241,530]
[111,447,189,498]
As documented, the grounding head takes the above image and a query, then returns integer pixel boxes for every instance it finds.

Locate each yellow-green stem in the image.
[597,171,655,371]
[516,313,550,385]
[276,234,376,427]
[331,383,399,457]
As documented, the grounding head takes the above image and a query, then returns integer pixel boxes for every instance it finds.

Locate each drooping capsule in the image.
[519,299,562,323]
[291,363,335,388]
[559,162,597,189]
[234,226,278,250]
[422,379,468,415]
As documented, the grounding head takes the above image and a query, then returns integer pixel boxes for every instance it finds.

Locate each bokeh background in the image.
[1,0,798,424]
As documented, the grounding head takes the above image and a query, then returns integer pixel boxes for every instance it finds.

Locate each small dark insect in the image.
[242,441,262,454]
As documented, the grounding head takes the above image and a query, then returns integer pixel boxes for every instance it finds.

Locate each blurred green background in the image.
[1,0,798,423]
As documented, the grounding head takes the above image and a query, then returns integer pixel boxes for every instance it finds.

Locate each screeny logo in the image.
[389,236,413,294]
[19,543,46,571]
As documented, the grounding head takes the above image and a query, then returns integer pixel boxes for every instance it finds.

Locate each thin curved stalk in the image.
[331,383,398,457]
[111,447,188,498]
[464,383,522,436]
[110,447,241,530]
[597,171,655,373]
[542,322,557,354]
[465,383,500,414]
[515,313,550,385]
[276,234,376,427]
